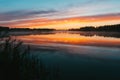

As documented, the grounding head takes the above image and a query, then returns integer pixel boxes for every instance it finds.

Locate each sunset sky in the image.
[0,0,120,29]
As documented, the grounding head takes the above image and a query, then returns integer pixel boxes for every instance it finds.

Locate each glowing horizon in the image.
[0,0,120,29]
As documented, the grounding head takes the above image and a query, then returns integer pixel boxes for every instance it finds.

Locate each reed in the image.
[0,38,60,80]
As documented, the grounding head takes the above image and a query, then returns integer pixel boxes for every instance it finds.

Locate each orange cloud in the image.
[1,13,120,29]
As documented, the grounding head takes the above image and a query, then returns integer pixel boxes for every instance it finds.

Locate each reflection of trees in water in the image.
[79,32,95,37]
[79,32,120,38]
[0,31,9,38]
[9,31,56,37]
[1,30,120,39]
[70,31,120,38]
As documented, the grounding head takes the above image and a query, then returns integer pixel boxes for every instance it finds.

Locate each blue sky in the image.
[0,0,86,11]
[0,0,120,13]
[0,0,120,29]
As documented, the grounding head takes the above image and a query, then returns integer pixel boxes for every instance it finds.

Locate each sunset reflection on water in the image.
[12,31,120,48]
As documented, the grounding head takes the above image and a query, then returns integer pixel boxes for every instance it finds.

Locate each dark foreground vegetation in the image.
[0,38,60,80]
[69,24,120,32]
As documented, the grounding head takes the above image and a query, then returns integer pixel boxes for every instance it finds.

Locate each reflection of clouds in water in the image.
[10,31,120,38]
[8,31,120,80]
[31,43,120,61]
[9,31,120,48]
[29,43,120,80]
[8,31,120,79]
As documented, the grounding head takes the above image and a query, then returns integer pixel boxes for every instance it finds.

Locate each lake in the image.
[7,31,120,79]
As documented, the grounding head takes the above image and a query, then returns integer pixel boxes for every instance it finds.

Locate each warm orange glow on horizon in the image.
[2,14,120,29]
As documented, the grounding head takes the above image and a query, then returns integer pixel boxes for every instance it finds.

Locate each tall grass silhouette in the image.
[0,38,60,80]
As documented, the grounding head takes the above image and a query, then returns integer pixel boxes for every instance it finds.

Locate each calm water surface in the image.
[11,31,120,47]
[10,31,120,80]
[10,31,120,60]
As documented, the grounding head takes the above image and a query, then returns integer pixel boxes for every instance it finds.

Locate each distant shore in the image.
[69,24,120,32]
[1,24,120,32]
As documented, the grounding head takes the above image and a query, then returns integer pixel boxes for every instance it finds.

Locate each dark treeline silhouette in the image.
[69,24,120,32]
[79,26,96,31]
[0,26,9,31]
[0,26,55,32]
[97,24,120,32]
[0,27,9,38]
[10,28,55,32]
[0,26,55,37]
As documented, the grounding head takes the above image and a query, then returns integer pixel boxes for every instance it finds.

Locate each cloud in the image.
[1,12,120,29]
[0,10,56,21]
[0,0,119,23]
[0,0,120,29]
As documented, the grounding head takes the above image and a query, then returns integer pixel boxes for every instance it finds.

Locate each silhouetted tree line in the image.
[0,26,9,31]
[10,28,55,32]
[0,27,9,37]
[97,24,120,32]
[69,24,120,32]
[10,28,31,31]
[0,26,55,32]
[79,26,96,31]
